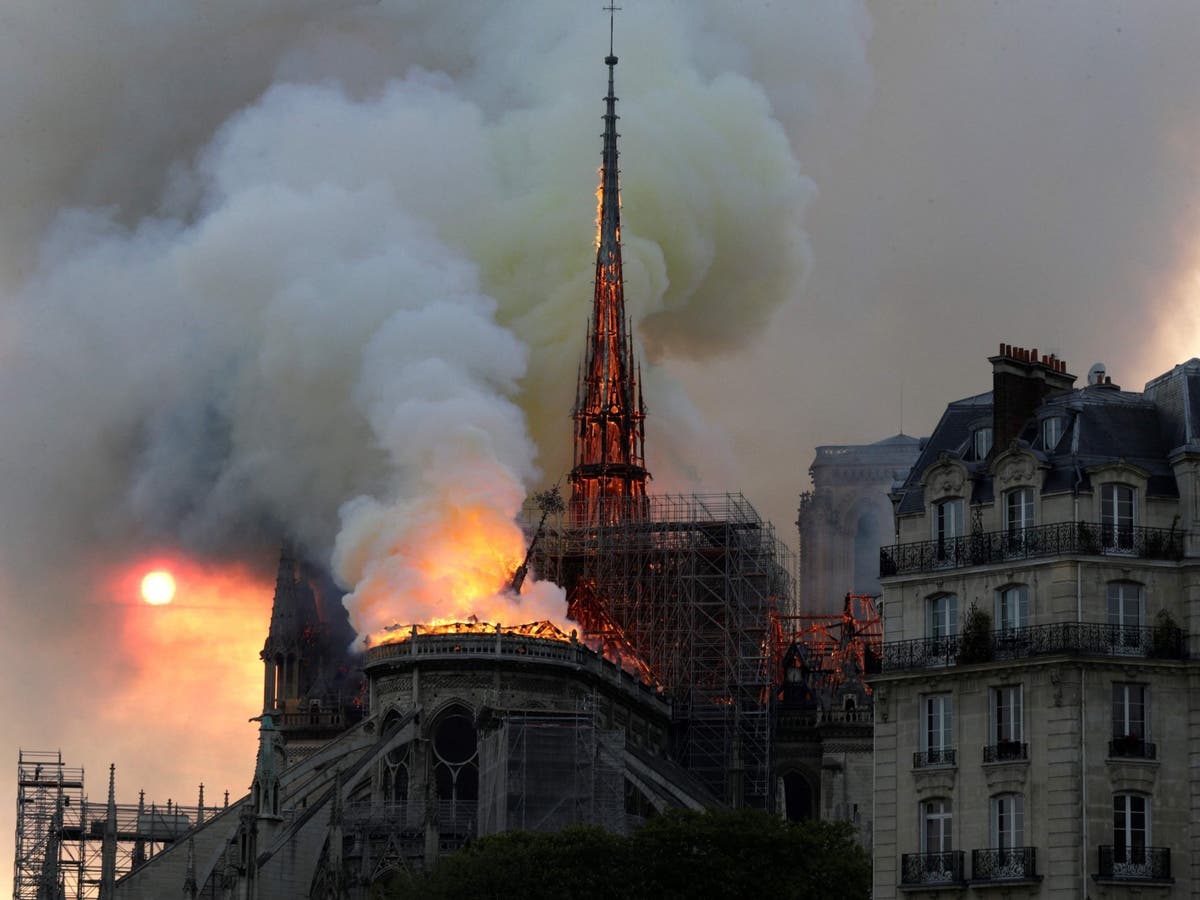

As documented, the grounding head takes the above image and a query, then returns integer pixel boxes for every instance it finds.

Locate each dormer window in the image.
[973,427,993,460]
[1042,416,1063,450]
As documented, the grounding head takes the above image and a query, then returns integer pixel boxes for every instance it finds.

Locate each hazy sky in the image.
[4,1,1200,892]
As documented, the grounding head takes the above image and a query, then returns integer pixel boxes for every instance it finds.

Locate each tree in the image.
[958,600,993,664]
[394,810,870,900]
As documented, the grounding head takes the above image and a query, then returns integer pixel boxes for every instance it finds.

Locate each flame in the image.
[341,495,571,647]
[372,619,572,646]
[595,175,604,249]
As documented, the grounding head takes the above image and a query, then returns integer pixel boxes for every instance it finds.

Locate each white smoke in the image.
[0,1,863,640]
[0,4,875,890]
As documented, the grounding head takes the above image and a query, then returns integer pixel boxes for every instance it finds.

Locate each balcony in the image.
[882,622,1188,672]
[901,851,966,888]
[972,847,1039,883]
[880,522,1183,577]
[913,748,956,768]
[982,741,1028,764]
[1108,736,1157,760]
[1096,845,1172,883]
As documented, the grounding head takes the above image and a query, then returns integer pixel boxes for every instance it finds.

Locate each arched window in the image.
[431,707,478,836]
[782,772,814,822]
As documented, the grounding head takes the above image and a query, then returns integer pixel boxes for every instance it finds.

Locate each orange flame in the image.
[342,496,570,647]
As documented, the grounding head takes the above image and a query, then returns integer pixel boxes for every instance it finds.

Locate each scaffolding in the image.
[14,750,214,900]
[527,492,791,810]
[478,711,626,836]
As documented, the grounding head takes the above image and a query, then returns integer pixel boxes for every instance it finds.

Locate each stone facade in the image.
[798,435,921,615]
[114,631,714,899]
[872,348,1200,897]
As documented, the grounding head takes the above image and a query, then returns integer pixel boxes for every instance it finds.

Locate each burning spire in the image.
[569,9,650,528]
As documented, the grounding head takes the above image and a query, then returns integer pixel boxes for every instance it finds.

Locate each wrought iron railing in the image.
[901,851,965,886]
[972,847,1038,881]
[982,741,1028,763]
[880,522,1184,577]
[912,748,956,768]
[1108,737,1157,760]
[1097,845,1171,881]
[882,622,1187,672]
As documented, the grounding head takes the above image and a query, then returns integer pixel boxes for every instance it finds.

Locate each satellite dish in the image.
[1087,363,1106,386]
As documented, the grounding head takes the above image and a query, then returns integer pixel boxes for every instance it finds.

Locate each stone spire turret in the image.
[261,542,318,713]
[569,8,649,528]
[99,764,117,899]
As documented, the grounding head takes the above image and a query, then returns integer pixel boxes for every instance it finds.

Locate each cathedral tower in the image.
[568,28,650,528]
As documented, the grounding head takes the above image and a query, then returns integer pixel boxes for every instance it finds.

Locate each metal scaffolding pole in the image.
[527,492,790,810]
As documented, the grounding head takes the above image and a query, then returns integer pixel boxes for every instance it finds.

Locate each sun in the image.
[140,570,177,606]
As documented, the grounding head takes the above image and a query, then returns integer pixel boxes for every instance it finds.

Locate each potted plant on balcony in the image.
[958,601,993,664]
[1151,608,1183,659]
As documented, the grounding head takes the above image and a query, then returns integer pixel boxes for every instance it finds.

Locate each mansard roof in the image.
[894,361,1195,517]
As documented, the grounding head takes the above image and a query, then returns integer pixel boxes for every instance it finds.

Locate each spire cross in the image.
[604,3,621,56]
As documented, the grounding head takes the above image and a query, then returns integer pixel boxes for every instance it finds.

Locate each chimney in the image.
[989,343,1076,451]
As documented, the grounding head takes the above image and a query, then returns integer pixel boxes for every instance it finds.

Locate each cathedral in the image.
[15,30,879,900]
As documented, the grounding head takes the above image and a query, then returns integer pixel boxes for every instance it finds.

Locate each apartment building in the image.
[871,345,1200,897]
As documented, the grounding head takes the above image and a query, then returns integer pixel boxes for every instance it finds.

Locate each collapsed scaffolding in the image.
[14,750,217,900]
[772,594,883,710]
[527,492,792,810]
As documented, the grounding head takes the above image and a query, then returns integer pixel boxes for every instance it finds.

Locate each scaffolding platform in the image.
[526,492,791,810]
[14,750,218,899]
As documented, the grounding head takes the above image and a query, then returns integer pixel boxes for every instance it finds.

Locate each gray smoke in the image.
[0,6,869,880]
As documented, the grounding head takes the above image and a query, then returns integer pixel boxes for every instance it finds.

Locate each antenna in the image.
[604,2,621,56]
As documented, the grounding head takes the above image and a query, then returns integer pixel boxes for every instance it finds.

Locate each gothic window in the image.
[783,772,814,823]
[431,707,478,836]
[383,743,411,824]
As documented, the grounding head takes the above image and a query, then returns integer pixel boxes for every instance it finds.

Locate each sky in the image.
[3,0,1200,892]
